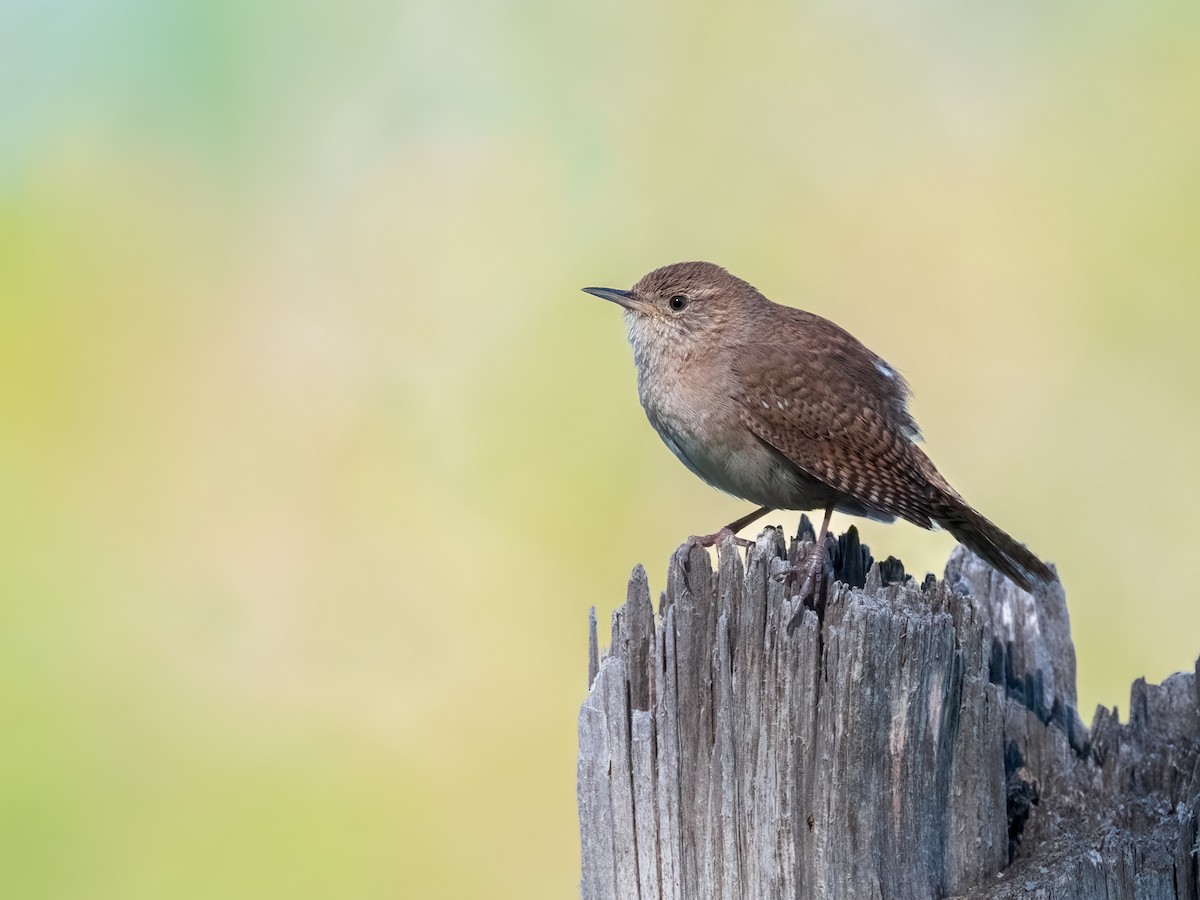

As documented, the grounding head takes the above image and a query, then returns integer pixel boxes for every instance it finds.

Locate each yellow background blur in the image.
[2,2,1198,897]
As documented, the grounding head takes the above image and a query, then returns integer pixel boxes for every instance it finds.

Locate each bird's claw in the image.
[775,537,833,609]
[774,564,822,603]
[687,526,753,549]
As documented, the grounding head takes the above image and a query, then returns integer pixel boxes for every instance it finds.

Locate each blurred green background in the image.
[2,1,1198,897]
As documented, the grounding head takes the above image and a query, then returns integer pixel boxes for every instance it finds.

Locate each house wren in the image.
[582,261,1055,593]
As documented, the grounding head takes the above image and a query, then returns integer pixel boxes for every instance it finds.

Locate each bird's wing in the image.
[730,348,939,527]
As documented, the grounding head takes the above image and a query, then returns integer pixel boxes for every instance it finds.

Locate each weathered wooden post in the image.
[577,524,1200,900]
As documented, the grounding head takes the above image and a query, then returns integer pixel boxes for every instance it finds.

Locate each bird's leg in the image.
[687,505,774,548]
[777,502,835,606]
[724,504,775,535]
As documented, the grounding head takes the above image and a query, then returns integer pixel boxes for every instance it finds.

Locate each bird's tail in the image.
[934,498,1055,592]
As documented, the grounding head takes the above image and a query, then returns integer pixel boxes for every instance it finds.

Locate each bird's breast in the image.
[636,362,821,510]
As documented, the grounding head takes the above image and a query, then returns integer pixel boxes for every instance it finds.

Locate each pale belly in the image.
[640,387,829,512]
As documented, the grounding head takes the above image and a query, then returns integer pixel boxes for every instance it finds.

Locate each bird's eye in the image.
[669,294,689,311]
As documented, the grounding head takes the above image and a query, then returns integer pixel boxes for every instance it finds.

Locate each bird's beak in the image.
[581,286,644,313]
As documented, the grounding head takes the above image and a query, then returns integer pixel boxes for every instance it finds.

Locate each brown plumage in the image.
[582,261,1055,592]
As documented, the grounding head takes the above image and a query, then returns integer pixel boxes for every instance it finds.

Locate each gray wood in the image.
[578,528,1200,900]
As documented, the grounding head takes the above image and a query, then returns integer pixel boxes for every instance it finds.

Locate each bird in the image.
[582,261,1055,596]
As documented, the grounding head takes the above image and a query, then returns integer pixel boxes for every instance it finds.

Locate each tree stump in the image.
[577,524,1200,899]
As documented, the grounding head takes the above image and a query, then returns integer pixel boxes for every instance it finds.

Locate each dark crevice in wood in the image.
[989,636,1090,760]
[1004,740,1039,862]
[622,676,643,898]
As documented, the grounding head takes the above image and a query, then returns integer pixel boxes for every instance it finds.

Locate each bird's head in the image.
[582,261,762,362]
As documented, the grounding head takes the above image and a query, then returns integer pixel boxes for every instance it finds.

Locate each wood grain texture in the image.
[577,528,1200,900]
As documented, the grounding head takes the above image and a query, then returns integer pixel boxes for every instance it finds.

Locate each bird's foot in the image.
[687,526,754,549]
[775,535,832,608]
